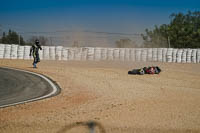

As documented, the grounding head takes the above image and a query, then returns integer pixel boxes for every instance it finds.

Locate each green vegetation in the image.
[0,30,49,46]
[0,30,26,45]
[142,11,200,48]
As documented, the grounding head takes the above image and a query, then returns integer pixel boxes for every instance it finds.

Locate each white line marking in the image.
[0,67,59,108]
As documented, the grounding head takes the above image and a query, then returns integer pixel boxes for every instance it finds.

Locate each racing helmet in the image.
[35,39,39,45]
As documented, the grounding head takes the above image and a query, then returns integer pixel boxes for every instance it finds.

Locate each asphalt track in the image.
[0,67,60,108]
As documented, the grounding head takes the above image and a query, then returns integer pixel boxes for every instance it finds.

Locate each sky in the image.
[0,0,200,34]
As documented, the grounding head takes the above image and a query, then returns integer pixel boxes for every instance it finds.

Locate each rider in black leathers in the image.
[30,39,42,68]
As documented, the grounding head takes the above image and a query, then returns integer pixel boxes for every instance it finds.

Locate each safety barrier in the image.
[147,48,152,62]
[177,49,183,63]
[172,49,178,63]
[107,48,114,60]
[157,48,163,62]
[113,48,120,61]
[162,48,167,62]
[17,46,24,59]
[4,45,11,59]
[11,44,18,59]
[0,44,5,58]
[187,49,192,63]
[39,46,44,60]
[24,46,32,60]
[87,47,95,61]
[0,44,199,63]
[94,47,101,61]
[135,48,141,62]
[167,48,173,63]
[152,48,158,62]
[192,49,197,63]
[181,49,187,63]
[130,48,135,61]
[119,48,125,61]
[81,47,88,61]
[49,46,56,60]
[125,48,130,61]
[62,47,69,60]
[43,46,50,60]
[141,48,147,62]
[197,49,200,63]
[101,48,107,60]
[55,46,63,60]
[74,48,82,60]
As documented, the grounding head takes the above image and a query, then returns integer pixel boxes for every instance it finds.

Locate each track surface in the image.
[0,67,59,108]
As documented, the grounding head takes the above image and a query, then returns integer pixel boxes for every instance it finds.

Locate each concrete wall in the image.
[0,44,200,63]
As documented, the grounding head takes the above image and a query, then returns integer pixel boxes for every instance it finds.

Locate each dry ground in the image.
[0,59,200,133]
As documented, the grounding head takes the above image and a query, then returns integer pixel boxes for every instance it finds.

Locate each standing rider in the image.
[30,39,42,68]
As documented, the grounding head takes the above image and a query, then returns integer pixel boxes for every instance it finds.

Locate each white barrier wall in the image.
[125,48,130,61]
[62,47,69,60]
[101,48,107,60]
[162,48,167,62]
[152,48,158,62]
[81,47,88,61]
[17,46,24,59]
[167,48,173,63]
[141,48,147,62]
[187,49,192,63]
[74,48,82,60]
[43,46,50,60]
[0,44,199,64]
[135,48,141,62]
[11,44,18,59]
[4,45,11,59]
[39,46,44,60]
[181,49,187,63]
[147,48,152,62]
[113,48,120,61]
[172,49,178,63]
[192,49,197,63]
[197,49,200,63]
[24,46,31,60]
[0,44,5,58]
[130,48,135,61]
[157,48,163,62]
[55,46,63,60]
[87,47,95,61]
[94,47,102,61]
[177,49,183,63]
[107,48,114,60]
[119,48,125,61]
[49,46,56,60]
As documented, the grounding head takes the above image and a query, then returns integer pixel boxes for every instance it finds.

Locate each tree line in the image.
[0,30,26,45]
[141,11,200,48]
[0,30,48,46]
